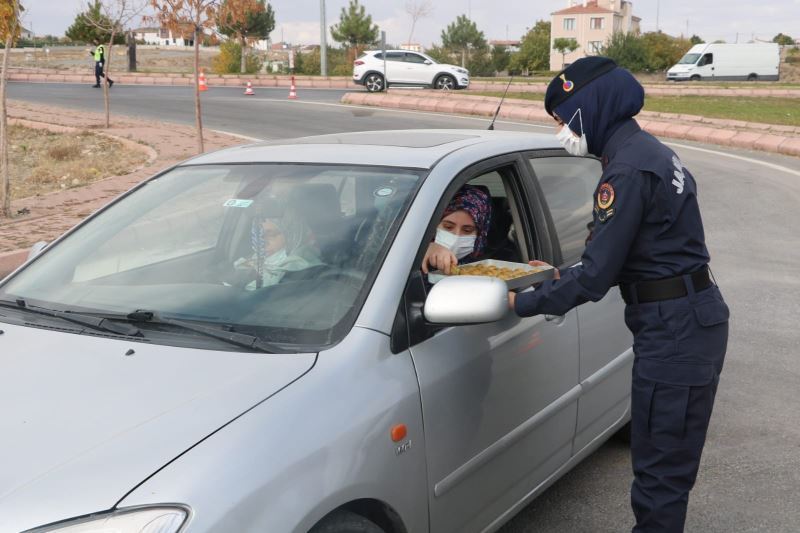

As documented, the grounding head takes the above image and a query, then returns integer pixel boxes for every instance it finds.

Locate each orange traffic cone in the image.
[244,81,255,96]
[288,75,298,99]
[198,69,208,92]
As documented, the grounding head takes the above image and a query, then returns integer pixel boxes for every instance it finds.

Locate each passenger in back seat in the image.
[233,206,322,290]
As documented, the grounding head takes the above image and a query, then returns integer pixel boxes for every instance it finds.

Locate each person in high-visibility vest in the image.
[90,39,114,88]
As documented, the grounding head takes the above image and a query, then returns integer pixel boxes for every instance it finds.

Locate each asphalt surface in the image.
[10,82,800,532]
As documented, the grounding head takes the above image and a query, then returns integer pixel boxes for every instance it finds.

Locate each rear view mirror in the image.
[27,241,48,261]
[424,60,432,65]
[424,276,508,325]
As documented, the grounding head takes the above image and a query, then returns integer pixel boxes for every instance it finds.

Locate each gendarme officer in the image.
[509,57,729,532]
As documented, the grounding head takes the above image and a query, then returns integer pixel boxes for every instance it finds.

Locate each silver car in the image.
[0,130,633,533]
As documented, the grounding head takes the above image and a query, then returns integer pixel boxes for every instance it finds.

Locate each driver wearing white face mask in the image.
[421,185,492,275]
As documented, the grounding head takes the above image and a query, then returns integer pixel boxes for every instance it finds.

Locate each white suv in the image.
[353,50,470,92]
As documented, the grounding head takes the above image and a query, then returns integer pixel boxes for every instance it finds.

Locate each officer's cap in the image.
[544,56,618,117]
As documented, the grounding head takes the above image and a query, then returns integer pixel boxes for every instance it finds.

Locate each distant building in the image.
[400,43,422,53]
[489,40,521,53]
[133,26,194,46]
[20,27,34,40]
[550,0,640,70]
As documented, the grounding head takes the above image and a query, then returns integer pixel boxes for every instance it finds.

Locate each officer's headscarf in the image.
[550,64,645,157]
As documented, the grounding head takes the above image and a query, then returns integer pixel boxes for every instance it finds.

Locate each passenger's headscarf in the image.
[249,206,321,288]
[443,185,492,259]
[553,66,645,157]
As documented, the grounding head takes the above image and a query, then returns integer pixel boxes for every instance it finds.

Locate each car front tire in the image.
[435,74,456,91]
[309,510,385,533]
[365,73,385,93]
[690,75,701,81]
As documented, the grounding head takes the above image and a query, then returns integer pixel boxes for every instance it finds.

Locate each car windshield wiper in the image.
[0,299,141,337]
[122,310,280,353]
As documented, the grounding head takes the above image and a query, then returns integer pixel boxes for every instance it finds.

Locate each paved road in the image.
[10,82,800,532]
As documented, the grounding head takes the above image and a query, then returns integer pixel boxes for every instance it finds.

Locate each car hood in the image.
[0,323,316,532]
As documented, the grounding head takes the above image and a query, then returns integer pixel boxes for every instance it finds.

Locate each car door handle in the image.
[545,314,566,324]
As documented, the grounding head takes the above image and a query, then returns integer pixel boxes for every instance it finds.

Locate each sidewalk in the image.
[0,100,244,277]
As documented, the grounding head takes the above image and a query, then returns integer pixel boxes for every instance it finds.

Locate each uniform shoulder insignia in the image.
[595,182,615,222]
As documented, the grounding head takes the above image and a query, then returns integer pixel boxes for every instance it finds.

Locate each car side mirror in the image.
[27,241,48,261]
[424,276,508,325]
[424,60,432,65]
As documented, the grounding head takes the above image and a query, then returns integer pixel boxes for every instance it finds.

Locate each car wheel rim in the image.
[438,77,454,90]
[367,76,383,92]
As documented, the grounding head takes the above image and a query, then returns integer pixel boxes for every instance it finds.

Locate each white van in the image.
[667,43,780,82]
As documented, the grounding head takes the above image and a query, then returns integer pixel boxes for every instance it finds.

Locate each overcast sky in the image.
[24,0,800,47]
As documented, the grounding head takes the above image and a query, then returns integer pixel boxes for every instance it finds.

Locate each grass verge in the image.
[8,125,148,200]
[470,92,799,127]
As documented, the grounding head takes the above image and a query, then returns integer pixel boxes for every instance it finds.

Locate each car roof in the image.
[184,129,561,170]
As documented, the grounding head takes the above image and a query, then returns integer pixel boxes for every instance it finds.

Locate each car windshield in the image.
[678,53,701,65]
[0,164,423,351]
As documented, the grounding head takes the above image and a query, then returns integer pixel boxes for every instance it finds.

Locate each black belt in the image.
[620,268,712,305]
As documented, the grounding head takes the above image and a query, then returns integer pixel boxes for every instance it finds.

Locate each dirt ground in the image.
[7,46,217,74]
[8,125,148,200]
[0,100,243,253]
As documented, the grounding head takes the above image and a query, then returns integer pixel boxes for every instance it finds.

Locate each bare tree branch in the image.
[405,0,433,46]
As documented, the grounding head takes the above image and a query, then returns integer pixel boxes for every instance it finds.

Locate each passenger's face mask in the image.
[435,228,476,260]
[556,108,589,157]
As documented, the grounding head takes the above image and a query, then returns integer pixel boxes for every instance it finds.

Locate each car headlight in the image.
[27,506,188,533]
[455,68,468,75]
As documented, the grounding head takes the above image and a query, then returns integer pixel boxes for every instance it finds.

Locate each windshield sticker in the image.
[223,199,254,208]
[374,187,395,198]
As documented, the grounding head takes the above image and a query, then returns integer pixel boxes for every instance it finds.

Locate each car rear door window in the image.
[385,52,405,62]
[529,156,602,266]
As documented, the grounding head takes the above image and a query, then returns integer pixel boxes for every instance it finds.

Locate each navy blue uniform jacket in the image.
[515,119,710,317]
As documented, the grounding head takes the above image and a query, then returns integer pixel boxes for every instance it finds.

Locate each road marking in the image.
[209,129,265,142]
[665,141,800,178]
[214,96,556,130]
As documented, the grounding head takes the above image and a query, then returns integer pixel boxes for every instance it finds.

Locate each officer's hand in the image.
[422,242,457,275]
[530,260,560,280]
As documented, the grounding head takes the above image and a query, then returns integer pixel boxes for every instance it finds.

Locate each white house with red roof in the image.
[550,0,641,70]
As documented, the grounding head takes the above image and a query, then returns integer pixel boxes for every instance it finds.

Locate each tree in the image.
[217,0,274,73]
[151,0,218,154]
[84,0,148,129]
[689,34,704,45]
[405,0,432,46]
[441,15,487,68]
[509,20,550,74]
[773,33,794,46]
[65,1,125,44]
[330,0,379,59]
[424,44,455,65]
[0,0,22,217]
[491,45,510,74]
[552,37,579,68]
[601,31,648,72]
[211,40,262,73]
[641,31,691,72]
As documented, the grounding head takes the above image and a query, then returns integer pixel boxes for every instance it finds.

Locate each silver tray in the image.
[428,259,555,290]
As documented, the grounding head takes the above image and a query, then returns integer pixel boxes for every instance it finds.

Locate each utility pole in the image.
[656,0,660,32]
[320,0,328,76]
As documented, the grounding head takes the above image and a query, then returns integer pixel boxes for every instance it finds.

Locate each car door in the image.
[526,153,633,453]
[404,156,580,533]
[383,51,409,84]
[696,52,714,79]
[403,52,434,84]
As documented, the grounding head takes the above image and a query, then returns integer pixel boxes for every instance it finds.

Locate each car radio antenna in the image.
[488,76,514,131]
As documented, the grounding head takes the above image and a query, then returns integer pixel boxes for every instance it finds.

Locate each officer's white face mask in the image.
[435,228,476,260]
[556,108,589,157]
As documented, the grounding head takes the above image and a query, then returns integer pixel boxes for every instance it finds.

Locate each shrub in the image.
[212,41,262,74]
